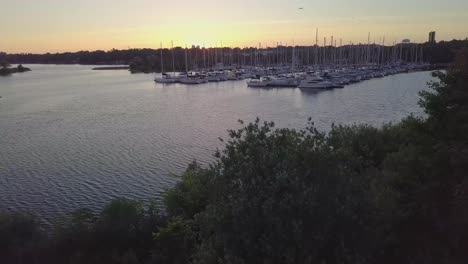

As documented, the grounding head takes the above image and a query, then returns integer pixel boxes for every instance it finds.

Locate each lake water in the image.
[0,64,435,224]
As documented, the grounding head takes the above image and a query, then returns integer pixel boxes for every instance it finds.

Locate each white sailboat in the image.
[298,80,333,90]
[179,46,207,84]
[247,76,272,87]
[298,74,332,90]
[155,42,178,83]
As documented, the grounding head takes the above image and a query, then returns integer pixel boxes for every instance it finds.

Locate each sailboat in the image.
[179,45,207,84]
[155,42,178,83]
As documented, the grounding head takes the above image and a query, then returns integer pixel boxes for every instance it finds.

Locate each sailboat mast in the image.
[185,45,188,73]
[339,38,342,65]
[332,39,335,64]
[171,41,175,76]
[160,42,163,74]
[291,43,295,69]
[420,45,424,64]
[324,37,326,65]
[382,36,386,65]
[315,28,318,65]
[203,44,206,69]
[367,32,370,65]
[276,42,279,66]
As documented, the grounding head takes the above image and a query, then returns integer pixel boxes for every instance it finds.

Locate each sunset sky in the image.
[1,0,467,53]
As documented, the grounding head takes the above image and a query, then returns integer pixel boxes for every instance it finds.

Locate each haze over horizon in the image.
[1,0,467,54]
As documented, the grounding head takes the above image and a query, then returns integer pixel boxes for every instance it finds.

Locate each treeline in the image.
[1,40,467,73]
[423,39,468,64]
[1,49,468,263]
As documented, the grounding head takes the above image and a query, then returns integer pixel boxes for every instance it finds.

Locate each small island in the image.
[0,64,31,76]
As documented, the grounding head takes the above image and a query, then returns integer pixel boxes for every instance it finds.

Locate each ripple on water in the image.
[0,66,435,225]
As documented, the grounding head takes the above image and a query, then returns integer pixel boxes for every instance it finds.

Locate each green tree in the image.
[190,119,388,264]
[0,213,45,263]
[380,48,468,264]
[164,161,215,219]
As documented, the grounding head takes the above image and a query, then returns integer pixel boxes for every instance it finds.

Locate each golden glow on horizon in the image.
[1,0,467,53]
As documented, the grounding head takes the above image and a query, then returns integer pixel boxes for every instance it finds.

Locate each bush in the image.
[0,213,45,263]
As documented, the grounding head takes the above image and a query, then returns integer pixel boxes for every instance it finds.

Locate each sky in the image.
[1,0,467,53]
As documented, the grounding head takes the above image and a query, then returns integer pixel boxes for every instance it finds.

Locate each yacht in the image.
[268,76,300,87]
[305,74,324,82]
[247,76,272,87]
[298,80,334,90]
[179,77,207,84]
[155,73,178,83]
[226,73,238,81]
[327,78,346,88]
[345,74,362,83]
[206,72,221,82]
[178,72,207,84]
[154,42,178,83]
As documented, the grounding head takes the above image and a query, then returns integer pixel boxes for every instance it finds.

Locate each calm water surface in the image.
[0,65,435,224]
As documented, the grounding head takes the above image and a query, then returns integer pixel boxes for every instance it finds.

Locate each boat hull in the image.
[155,78,178,83]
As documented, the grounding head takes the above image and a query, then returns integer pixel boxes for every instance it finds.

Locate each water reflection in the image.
[0,65,435,223]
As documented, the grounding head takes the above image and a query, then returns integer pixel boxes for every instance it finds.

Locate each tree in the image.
[0,213,45,263]
[381,48,468,264]
[189,120,389,263]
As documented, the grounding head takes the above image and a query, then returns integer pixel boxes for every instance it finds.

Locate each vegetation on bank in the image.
[1,39,467,73]
[1,49,467,263]
[0,64,31,76]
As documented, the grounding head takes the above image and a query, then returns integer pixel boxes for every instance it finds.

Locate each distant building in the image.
[428,31,436,44]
